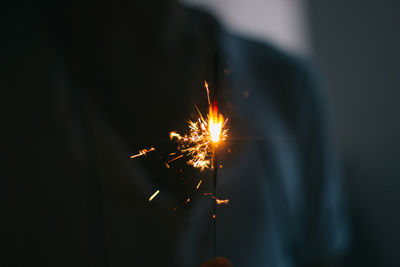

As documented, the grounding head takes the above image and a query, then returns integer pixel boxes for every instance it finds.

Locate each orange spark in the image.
[196,179,203,189]
[130,147,155,159]
[204,81,211,105]
[149,190,160,201]
[167,154,184,163]
[215,198,229,206]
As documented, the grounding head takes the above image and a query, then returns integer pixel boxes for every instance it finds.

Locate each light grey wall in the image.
[182,0,310,55]
[308,1,400,266]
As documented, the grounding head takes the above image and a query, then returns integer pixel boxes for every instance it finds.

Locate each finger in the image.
[200,257,233,267]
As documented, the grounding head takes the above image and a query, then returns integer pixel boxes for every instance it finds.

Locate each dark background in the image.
[308,1,400,266]
[4,1,399,266]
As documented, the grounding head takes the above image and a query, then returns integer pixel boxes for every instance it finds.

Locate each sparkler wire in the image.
[212,145,218,258]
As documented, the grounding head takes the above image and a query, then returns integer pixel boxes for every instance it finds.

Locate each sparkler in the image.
[130,72,228,257]
[169,82,227,171]
[170,80,227,257]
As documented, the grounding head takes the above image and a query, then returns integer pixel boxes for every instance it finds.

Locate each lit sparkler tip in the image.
[149,190,160,202]
[169,80,227,171]
[208,104,224,143]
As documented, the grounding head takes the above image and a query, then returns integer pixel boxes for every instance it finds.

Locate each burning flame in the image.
[169,81,227,171]
[208,102,224,143]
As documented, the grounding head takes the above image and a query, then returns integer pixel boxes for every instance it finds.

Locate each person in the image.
[4,1,350,266]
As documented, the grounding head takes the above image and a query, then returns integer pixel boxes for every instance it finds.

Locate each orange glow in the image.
[169,81,227,171]
[208,103,224,143]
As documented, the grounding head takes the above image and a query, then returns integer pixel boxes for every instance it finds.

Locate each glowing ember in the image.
[202,193,230,205]
[170,81,227,171]
[149,190,160,201]
[204,81,211,107]
[214,198,229,206]
[167,154,184,163]
[196,179,203,190]
[130,147,156,159]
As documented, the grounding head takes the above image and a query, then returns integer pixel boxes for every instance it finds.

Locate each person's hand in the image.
[200,257,233,267]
